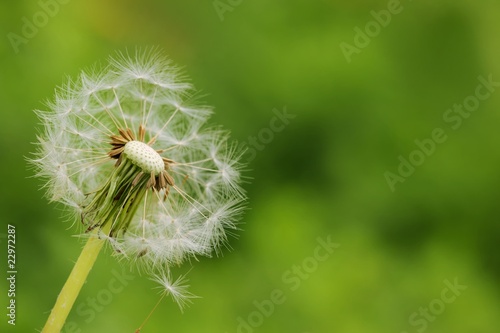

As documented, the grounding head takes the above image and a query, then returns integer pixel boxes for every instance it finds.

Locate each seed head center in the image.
[124,141,164,175]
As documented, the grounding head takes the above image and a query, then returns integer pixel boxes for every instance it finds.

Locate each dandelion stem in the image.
[41,230,105,333]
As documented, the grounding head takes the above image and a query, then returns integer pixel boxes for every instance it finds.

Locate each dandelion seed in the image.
[135,271,198,332]
[152,271,199,311]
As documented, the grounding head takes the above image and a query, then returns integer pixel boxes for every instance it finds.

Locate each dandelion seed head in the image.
[32,49,246,274]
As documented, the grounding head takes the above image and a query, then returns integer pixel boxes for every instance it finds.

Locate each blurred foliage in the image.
[1,0,499,332]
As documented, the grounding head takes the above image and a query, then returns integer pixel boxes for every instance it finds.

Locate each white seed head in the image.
[124,141,164,175]
[31,48,247,278]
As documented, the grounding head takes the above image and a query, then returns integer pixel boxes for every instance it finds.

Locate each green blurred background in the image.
[1,0,499,332]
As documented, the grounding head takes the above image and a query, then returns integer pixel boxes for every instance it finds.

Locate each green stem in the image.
[42,231,104,333]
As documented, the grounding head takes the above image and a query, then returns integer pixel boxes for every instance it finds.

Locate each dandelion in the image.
[32,49,246,332]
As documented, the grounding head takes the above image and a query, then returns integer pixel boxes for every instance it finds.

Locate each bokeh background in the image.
[1,0,499,332]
